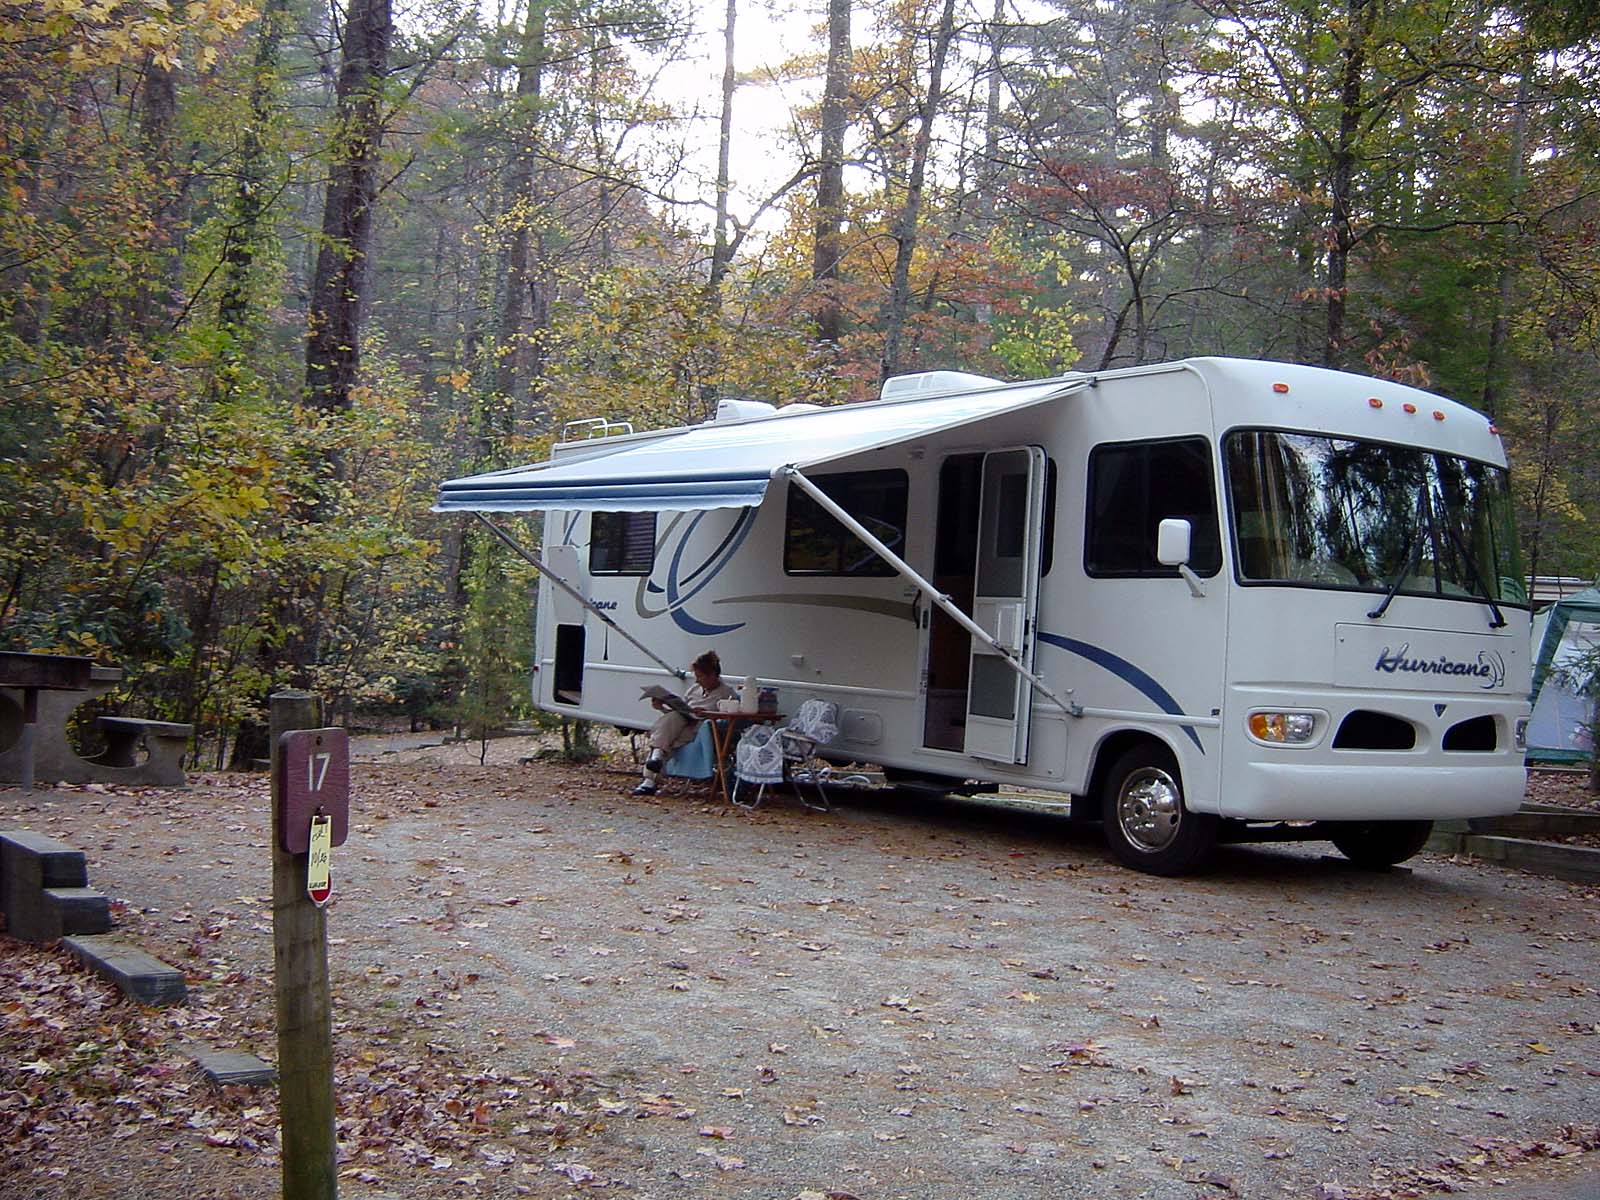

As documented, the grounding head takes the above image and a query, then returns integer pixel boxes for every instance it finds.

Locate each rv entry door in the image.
[964,446,1047,763]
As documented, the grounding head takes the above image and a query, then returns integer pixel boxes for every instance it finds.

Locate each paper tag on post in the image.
[307,814,333,907]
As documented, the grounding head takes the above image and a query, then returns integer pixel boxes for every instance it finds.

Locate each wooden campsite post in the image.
[270,690,339,1200]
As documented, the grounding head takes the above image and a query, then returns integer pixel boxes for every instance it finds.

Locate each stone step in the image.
[1468,809,1600,837]
[62,935,187,1006]
[182,1045,277,1088]
[43,886,112,937]
[2,829,94,942]
[0,830,89,887]
[1426,830,1600,885]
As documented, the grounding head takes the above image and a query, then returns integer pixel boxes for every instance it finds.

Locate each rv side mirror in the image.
[1156,518,1193,567]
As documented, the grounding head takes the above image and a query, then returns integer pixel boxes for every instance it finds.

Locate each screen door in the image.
[963,447,1046,763]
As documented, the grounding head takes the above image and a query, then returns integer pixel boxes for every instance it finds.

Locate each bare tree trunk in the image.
[970,0,1003,329]
[1480,60,1530,420]
[1323,0,1372,368]
[1129,249,1150,364]
[589,40,614,269]
[218,0,290,333]
[813,0,850,349]
[489,0,548,454]
[710,0,737,294]
[981,0,1003,195]
[692,0,739,415]
[178,561,221,730]
[294,0,393,681]
[134,52,180,333]
[304,0,394,420]
[1522,400,1561,593]
[878,0,957,383]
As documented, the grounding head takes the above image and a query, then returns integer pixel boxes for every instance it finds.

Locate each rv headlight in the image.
[1248,711,1317,744]
[1514,717,1529,752]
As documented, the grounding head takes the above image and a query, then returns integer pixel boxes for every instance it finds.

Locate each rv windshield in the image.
[1224,430,1527,605]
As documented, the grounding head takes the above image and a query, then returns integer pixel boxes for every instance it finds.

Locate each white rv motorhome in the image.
[436,357,1532,875]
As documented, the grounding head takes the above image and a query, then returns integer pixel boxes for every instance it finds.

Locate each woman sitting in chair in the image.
[633,650,733,796]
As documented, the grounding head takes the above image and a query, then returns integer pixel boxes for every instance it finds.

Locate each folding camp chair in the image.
[731,699,841,811]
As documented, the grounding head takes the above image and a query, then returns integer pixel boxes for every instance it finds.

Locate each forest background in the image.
[2,0,1598,761]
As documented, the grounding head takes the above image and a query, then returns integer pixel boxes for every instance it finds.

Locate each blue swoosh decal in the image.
[1037,631,1203,752]
[665,512,753,635]
[679,513,750,590]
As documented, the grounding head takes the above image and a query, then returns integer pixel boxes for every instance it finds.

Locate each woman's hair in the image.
[692,650,721,677]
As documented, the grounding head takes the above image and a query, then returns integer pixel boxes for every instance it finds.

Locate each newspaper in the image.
[640,684,695,717]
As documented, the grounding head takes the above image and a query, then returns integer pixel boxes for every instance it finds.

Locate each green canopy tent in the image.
[1528,585,1600,764]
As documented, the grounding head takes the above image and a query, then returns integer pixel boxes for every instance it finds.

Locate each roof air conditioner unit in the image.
[715,398,777,422]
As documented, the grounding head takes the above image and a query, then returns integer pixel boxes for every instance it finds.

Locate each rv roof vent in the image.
[715,398,778,422]
[880,370,1002,401]
[775,402,824,417]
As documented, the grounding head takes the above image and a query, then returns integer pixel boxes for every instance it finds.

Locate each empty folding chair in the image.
[776,699,840,811]
[731,723,785,809]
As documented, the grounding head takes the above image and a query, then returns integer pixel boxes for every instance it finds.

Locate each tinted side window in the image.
[590,511,656,575]
[785,469,908,576]
[1085,438,1221,577]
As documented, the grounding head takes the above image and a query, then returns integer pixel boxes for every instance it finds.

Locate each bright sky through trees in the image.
[649,0,825,230]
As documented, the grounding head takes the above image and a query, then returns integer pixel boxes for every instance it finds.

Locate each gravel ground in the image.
[2,740,1597,1200]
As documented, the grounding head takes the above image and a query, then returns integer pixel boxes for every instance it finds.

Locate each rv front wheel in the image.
[1326,820,1434,869]
[1101,745,1217,875]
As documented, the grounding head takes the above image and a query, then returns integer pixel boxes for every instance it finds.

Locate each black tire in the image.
[1100,744,1218,875]
[1067,794,1100,827]
[1327,820,1434,869]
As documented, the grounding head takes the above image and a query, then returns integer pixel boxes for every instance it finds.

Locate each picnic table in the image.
[0,652,190,790]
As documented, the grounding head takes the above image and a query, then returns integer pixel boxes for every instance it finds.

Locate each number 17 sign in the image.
[277,728,351,856]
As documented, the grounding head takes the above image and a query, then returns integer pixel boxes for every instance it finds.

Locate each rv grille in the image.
[1332,710,1416,751]
[1442,715,1497,752]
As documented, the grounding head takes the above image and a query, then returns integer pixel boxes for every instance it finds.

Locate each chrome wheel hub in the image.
[1116,767,1182,853]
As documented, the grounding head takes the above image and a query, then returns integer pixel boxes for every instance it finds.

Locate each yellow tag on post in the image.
[307,814,332,907]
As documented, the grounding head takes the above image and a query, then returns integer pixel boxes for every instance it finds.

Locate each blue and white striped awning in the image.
[433,377,1081,513]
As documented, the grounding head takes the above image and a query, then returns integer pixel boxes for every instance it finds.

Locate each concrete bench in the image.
[0,829,112,942]
[89,716,193,786]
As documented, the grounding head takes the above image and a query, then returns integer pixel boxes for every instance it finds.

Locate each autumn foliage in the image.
[1,0,1598,746]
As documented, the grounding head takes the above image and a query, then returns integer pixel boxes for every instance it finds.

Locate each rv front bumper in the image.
[1221,760,1525,822]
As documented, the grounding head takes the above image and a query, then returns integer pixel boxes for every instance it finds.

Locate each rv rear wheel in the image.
[1100,744,1217,876]
[1326,820,1434,869]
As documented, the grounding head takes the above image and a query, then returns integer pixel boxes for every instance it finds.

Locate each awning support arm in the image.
[779,467,1081,718]
[472,513,687,681]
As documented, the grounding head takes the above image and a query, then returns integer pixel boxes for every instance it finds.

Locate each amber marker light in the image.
[1433,410,1446,421]
[1368,397,1383,408]
[1403,403,1417,414]
[1248,712,1317,744]
[1272,382,1290,394]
